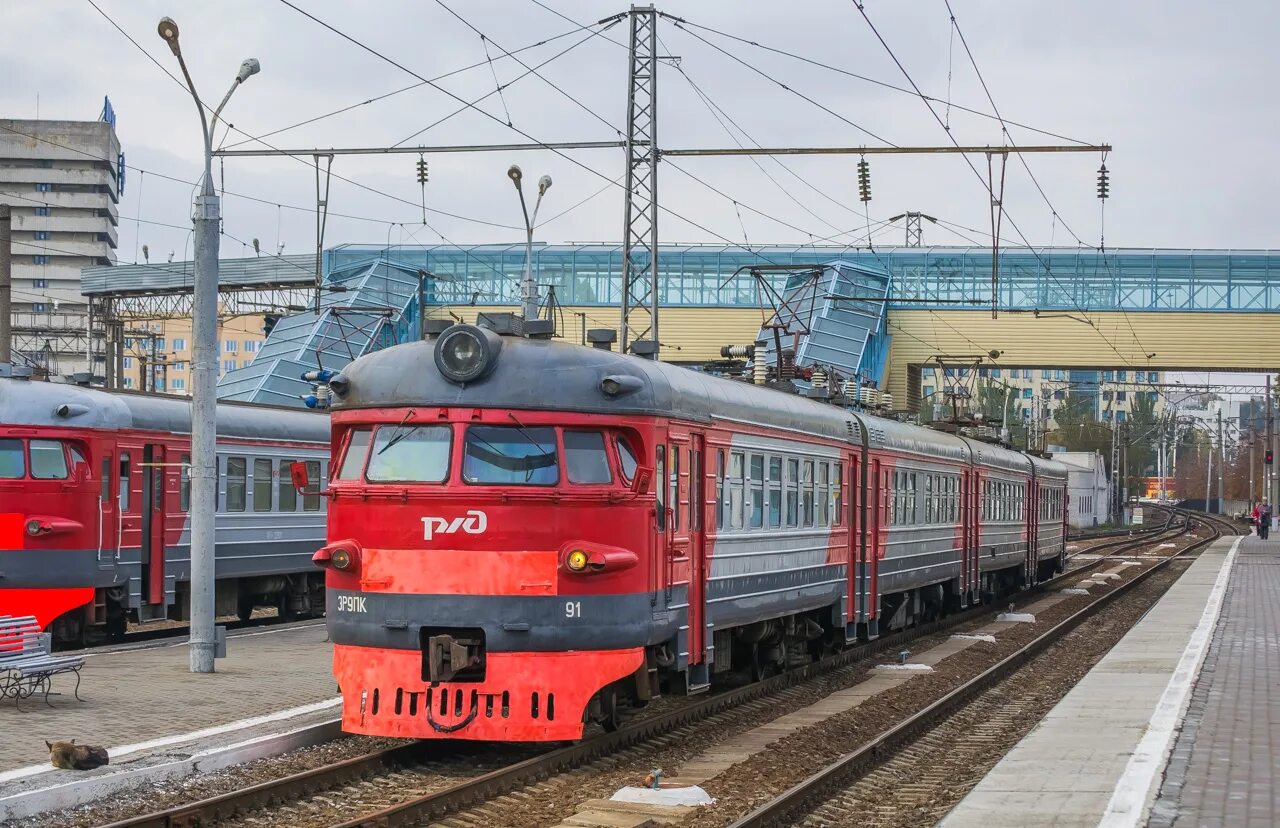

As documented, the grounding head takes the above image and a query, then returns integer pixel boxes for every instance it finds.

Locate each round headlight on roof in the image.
[434,324,503,383]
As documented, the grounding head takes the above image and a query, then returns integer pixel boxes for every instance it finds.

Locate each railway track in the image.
[723,512,1229,828]
[97,513,1215,828]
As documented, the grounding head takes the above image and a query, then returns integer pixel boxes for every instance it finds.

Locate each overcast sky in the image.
[4,0,1279,264]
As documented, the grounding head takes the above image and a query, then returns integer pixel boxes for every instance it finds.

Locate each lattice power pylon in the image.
[619,5,659,356]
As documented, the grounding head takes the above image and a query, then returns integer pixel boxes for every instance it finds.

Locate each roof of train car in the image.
[336,333,1012,465]
[1027,452,1070,481]
[0,378,329,443]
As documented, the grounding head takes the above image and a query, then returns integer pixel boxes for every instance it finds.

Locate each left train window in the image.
[0,439,23,478]
[368,425,451,482]
[30,440,69,479]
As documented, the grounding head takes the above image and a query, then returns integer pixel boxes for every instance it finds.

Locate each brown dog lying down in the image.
[46,740,109,770]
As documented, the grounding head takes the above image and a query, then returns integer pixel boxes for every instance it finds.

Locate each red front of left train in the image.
[323,403,658,741]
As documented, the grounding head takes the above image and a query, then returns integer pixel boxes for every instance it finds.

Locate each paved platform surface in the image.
[1148,535,1280,827]
[938,534,1242,828]
[0,621,335,773]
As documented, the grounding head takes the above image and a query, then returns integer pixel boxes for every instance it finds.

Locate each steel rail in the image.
[105,512,1194,828]
[724,515,1224,828]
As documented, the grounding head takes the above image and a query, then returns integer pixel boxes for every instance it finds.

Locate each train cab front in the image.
[321,324,658,741]
[0,436,98,637]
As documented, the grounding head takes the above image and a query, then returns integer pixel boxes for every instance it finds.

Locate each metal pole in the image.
[417,272,426,341]
[0,204,10,365]
[1217,408,1225,515]
[520,208,538,321]
[1264,376,1274,522]
[1122,427,1129,505]
[1250,431,1256,502]
[189,135,220,673]
[1204,427,1213,513]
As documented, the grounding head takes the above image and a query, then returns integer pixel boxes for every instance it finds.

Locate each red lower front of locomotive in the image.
[334,643,644,741]
[0,587,94,631]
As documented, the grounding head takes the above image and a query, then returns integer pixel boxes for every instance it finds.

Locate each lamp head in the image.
[236,58,261,83]
[538,174,552,196]
[157,17,181,56]
[507,164,523,188]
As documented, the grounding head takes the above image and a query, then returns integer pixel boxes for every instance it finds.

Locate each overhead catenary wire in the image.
[660,12,1093,147]
[942,1,1146,360]
[220,23,599,150]
[274,0,797,265]
[850,2,1141,368]
[83,0,524,232]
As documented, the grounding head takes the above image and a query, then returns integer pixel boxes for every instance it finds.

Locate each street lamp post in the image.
[157,17,260,673]
[508,165,552,321]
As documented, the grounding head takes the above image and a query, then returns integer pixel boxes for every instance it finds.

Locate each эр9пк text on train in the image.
[313,318,1068,742]
[0,377,329,646]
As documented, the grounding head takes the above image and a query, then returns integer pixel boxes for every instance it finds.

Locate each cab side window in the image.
[29,440,68,480]
[0,439,24,479]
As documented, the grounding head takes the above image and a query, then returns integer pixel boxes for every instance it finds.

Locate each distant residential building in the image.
[923,366,1165,428]
[1,115,121,376]
[117,315,269,395]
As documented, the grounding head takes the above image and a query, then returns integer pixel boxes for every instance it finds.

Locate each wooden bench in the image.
[0,616,85,708]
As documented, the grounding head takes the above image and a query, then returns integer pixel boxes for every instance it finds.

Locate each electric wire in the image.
[850,1,1140,367]
[83,0,523,231]
[662,17,897,147]
[274,0,793,263]
[661,13,1092,146]
[943,0,1146,361]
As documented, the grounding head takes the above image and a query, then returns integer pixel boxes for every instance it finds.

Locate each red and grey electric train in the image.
[0,376,330,645]
[317,323,1068,742]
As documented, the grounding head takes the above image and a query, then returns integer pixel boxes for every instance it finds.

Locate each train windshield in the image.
[367,425,451,482]
[462,425,558,486]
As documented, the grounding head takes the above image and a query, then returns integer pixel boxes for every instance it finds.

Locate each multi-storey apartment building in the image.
[1,116,121,375]
[116,315,269,394]
[921,365,1167,429]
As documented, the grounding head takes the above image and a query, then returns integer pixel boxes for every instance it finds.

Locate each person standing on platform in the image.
[1260,501,1273,540]
[1252,502,1263,536]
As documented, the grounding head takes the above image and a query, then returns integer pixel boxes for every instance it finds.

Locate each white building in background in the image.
[1052,450,1112,528]
[0,114,121,376]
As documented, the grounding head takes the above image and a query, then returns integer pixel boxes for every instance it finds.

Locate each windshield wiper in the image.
[376,411,416,455]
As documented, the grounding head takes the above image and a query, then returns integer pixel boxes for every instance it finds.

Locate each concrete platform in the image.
[938,534,1243,828]
[0,621,338,819]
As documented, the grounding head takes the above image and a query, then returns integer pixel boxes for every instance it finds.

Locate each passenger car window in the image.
[303,461,322,510]
[226,457,247,512]
[0,439,25,479]
[565,431,612,484]
[278,459,297,512]
[180,454,191,511]
[367,425,451,482]
[338,428,372,480]
[253,459,273,512]
[463,425,558,485]
[30,439,68,479]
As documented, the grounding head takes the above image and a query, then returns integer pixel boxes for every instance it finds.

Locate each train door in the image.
[965,468,979,604]
[845,453,859,628]
[1026,479,1039,586]
[666,433,707,674]
[867,458,882,634]
[98,448,116,563]
[117,444,141,564]
[687,434,707,673]
[140,443,167,606]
